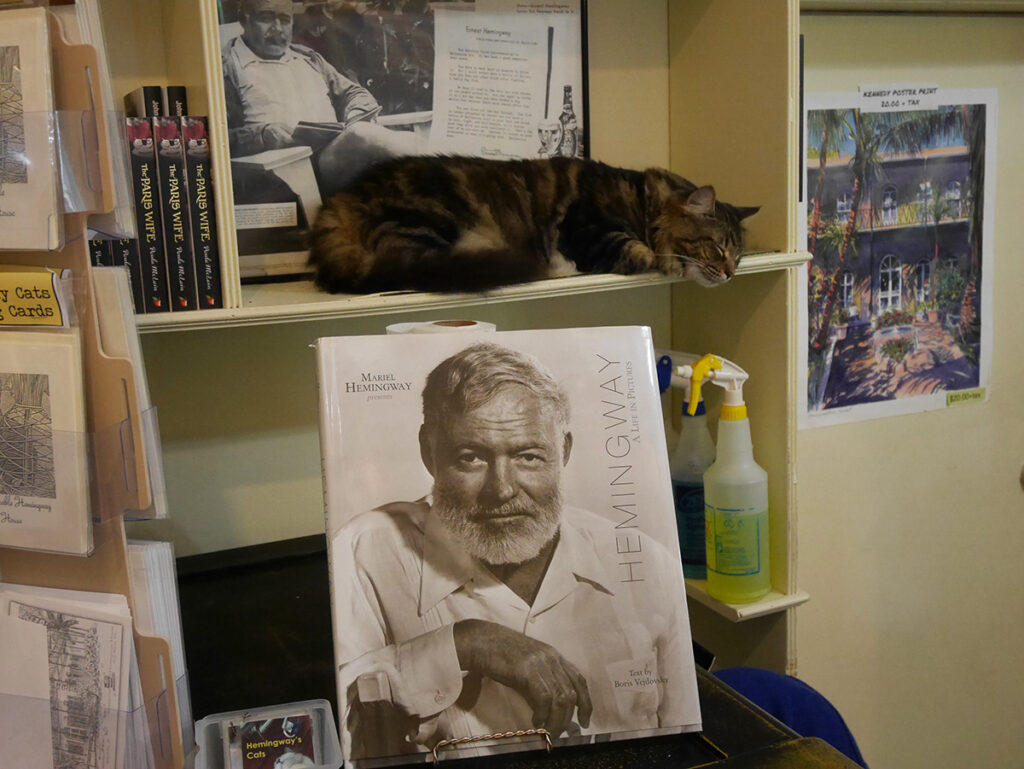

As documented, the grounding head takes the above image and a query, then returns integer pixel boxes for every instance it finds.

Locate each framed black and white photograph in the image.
[315,326,699,766]
[217,0,589,278]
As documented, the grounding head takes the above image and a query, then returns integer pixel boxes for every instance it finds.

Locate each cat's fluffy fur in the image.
[308,155,757,294]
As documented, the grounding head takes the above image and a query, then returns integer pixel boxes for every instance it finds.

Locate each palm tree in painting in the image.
[806,108,848,256]
[810,109,933,354]
[808,220,850,343]
[925,180,953,282]
[889,104,985,341]
[958,104,985,343]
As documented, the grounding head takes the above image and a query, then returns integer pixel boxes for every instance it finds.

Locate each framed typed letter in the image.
[216,0,588,278]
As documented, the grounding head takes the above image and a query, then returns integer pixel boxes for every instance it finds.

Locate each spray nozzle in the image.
[686,355,722,415]
[703,357,749,421]
[655,349,751,422]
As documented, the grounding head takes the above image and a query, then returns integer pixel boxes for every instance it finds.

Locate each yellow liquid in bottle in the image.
[704,505,770,604]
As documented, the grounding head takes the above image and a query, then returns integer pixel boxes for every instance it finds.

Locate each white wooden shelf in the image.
[135,250,810,333]
[801,0,1024,12]
[686,580,810,622]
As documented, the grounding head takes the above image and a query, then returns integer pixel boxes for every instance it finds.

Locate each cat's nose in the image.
[723,262,735,279]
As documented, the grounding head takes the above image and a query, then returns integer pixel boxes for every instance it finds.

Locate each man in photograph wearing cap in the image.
[222,0,423,196]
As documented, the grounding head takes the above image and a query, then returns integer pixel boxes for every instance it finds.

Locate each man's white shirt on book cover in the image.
[333,497,690,757]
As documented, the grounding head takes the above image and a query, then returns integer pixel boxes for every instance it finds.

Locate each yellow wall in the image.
[798,12,1024,768]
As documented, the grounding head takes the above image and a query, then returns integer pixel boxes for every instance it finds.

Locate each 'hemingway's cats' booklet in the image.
[315,326,700,765]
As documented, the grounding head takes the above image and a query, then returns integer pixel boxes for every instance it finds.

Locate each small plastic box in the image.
[193,699,342,769]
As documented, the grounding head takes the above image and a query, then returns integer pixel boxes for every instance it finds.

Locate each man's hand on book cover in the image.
[453,619,593,737]
[261,122,297,149]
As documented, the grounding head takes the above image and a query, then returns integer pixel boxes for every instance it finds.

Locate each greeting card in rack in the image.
[0,328,91,555]
[0,6,62,250]
[0,613,50,768]
[0,583,141,769]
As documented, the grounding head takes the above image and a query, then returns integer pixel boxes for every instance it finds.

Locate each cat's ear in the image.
[684,186,717,217]
[668,185,717,218]
[734,205,760,221]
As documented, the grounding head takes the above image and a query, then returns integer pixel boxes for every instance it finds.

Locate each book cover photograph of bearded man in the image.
[315,326,701,765]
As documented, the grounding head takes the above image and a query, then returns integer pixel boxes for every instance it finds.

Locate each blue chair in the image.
[714,667,868,768]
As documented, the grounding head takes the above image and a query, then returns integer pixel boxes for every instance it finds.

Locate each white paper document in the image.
[430,0,585,159]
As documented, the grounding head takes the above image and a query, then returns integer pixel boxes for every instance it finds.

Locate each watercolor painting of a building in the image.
[804,103,988,414]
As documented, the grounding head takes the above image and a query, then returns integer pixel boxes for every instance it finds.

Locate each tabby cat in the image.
[307,155,758,294]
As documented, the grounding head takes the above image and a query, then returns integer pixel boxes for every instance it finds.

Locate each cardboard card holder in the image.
[5,5,157,517]
[9,215,156,517]
[0,687,162,769]
[2,108,134,240]
[135,633,189,769]
[0,662,187,769]
[46,10,123,221]
[51,108,136,237]
[124,406,167,521]
[90,405,166,522]
[0,515,186,769]
[1,10,184,769]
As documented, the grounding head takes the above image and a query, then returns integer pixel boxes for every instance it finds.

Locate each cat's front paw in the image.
[658,255,687,278]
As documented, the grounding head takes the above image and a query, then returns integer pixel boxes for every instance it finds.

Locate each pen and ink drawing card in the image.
[0,6,62,250]
[0,585,135,769]
[0,613,52,769]
[0,328,91,554]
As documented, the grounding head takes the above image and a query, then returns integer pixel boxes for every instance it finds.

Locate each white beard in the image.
[431,486,562,566]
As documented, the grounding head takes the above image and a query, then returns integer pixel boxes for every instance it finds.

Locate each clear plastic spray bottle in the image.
[688,355,771,604]
[669,358,716,579]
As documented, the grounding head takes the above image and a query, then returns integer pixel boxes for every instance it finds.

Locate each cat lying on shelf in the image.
[307,155,758,294]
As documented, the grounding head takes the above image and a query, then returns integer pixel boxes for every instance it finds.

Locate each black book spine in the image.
[166,85,188,117]
[153,117,198,311]
[182,116,223,309]
[111,238,147,315]
[88,238,113,267]
[126,85,164,118]
[126,117,170,313]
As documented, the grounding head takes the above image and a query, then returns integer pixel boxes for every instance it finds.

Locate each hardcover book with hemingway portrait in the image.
[315,326,700,765]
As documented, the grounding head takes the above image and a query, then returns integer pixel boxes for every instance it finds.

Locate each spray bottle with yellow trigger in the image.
[667,354,717,579]
[683,354,771,604]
